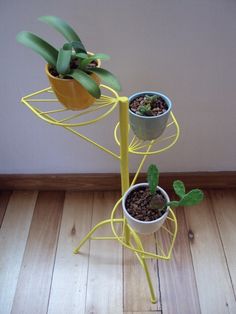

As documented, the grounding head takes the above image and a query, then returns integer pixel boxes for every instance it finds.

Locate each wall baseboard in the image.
[0,172,235,191]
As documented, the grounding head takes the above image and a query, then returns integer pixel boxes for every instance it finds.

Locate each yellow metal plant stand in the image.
[22,85,180,304]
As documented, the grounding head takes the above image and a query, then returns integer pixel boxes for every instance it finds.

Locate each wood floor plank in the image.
[210,189,236,297]
[158,206,201,314]
[157,204,200,314]
[184,192,236,314]
[11,191,64,314]
[85,191,123,314]
[124,312,161,314]
[0,191,12,228]
[48,191,93,314]
[1,188,235,314]
[0,191,37,314]
[124,233,161,312]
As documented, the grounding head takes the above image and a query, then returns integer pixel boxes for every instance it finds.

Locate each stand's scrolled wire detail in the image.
[114,111,179,156]
[22,85,180,304]
[21,85,121,160]
[21,85,119,128]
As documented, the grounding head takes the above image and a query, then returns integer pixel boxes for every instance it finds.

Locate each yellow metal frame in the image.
[22,85,180,304]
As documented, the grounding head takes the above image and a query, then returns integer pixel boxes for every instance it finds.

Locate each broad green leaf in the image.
[80,53,110,68]
[70,69,101,98]
[147,164,159,195]
[76,52,88,59]
[166,201,180,209]
[89,67,121,91]
[179,189,204,206]
[56,48,72,75]
[173,180,186,198]
[92,53,110,60]
[16,31,58,67]
[38,16,84,46]
[71,41,87,53]
[63,43,72,50]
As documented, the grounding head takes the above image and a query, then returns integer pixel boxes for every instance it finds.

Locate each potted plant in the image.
[122,165,204,234]
[16,15,121,110]
[129,91,172,140]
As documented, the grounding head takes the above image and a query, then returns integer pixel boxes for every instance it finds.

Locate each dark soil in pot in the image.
[125,186,167,221]
[129,95,168,116]
[49,59,98,79]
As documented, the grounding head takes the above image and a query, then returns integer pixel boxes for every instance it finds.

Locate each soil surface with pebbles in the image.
[129,95,168,116]
[49,59,98,78]
[125,187,167,221]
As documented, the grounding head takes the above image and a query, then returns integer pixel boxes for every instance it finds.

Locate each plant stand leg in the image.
[142,257,157,304]
[73,219,123,254]
[130,229,157,303]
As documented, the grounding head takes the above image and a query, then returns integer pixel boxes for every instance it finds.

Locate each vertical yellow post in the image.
[119,98,157,303]
[119,97,130,193]
[119,97,130,244]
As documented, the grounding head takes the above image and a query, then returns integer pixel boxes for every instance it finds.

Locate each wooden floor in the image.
[0,189,236,314]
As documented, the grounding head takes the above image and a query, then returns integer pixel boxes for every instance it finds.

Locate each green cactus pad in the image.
[179,189,204,206]
[173,180,186,198]
[147,164,159,195]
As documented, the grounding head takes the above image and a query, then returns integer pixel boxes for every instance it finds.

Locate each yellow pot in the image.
[45,57,101,110]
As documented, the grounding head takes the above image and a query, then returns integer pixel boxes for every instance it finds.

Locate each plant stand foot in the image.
[142,257,157,304]
[130,229,158,304]
[74,218,124,254]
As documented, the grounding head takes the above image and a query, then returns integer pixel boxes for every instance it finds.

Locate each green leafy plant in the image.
[16,15,121,98]
[137,95,158,116]
[147,164,204,213]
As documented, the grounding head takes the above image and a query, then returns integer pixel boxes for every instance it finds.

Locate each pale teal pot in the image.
[129,91,172,141]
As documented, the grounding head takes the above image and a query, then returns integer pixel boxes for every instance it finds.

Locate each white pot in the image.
[122,183,170,235]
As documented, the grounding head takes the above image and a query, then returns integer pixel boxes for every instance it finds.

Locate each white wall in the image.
[0,0,236,174]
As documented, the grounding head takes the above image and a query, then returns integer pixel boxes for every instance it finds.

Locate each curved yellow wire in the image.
[109,197,178,260]
[22,85,119,127]
[114,112,180,156]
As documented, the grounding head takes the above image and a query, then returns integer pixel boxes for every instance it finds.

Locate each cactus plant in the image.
[137,95,158,116]
[128,91,172,141]
[147,164,204,212]
[122,165,204,234]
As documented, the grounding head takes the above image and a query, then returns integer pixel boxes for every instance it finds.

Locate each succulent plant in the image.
[137,95,158,116]
[16,15,121,98]
[147,164,204,212]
